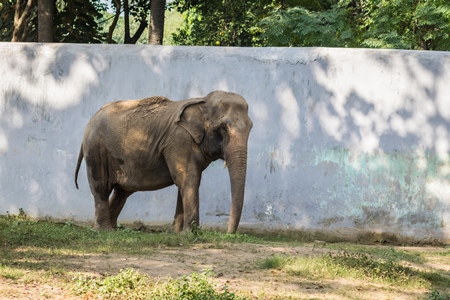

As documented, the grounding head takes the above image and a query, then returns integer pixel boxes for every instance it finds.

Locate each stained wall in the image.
[1,43,450,242]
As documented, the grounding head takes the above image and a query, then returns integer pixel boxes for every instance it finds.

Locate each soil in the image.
[0,242,447,299]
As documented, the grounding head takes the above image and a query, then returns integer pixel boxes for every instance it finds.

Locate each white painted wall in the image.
[1,43,450,243]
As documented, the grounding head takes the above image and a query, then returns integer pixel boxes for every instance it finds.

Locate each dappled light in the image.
[1,44,450,244]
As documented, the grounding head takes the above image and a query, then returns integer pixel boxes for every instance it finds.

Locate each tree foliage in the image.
[359,0,450,50]
[171,0,271,46]
[0,0,36,42]
[260,0,450,50]
[0,0,106,43]
[172,0,450,50]
[2,0,450,50]
[54,0,106,43]
[260,1,355,47]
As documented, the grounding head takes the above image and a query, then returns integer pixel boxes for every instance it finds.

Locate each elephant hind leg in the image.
[92,191,114,231]
[109,187,133,229]
[174,190,184,232]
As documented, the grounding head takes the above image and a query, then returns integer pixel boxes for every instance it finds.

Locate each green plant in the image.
[259,255,290,269]
[0,267,24,280]
[72,268,151,299]
[323,252,417,285]
[72,269,244,300]
[429,289,450,300]
[150,270,244,300]
[260,251,432,287]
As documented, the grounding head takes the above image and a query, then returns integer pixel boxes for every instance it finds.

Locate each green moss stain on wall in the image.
[312,147,450,229]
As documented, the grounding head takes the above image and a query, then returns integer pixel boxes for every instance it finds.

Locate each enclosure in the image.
[1,43,450,243]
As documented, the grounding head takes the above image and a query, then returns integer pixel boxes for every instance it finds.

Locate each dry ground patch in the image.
[1,242,450,299]
[1,215,450,299]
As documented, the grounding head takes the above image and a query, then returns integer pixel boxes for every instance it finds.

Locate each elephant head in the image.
[177,91,253,233]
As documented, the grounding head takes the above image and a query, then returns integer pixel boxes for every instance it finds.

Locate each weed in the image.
[317,243,425,264]
[64,220,74,228]
[259,251,449,289]
[0,267,24,280]
[71,268,244,300]
[323,252,416,285]
[2,212,450,299]
[259,255,290,269]
[72,268,151,299]
[17,208,29,221]
[429,289,450,300]
[150,270,244,300]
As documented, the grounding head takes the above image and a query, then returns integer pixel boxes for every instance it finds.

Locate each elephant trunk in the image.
[225,145,248,234]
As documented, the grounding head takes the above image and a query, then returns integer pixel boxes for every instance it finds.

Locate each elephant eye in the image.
[219,124,227,135]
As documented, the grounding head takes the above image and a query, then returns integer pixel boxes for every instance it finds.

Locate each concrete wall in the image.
[1,43,450,243]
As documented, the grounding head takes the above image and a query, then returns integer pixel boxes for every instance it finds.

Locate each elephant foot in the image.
[173,214,184,232]
[93,222,115,231]
[173,220,183,233]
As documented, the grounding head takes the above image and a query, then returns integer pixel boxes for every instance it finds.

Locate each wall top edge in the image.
[1,42,449,57]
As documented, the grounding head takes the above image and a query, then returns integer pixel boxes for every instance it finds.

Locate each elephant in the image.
[74,91,253,233]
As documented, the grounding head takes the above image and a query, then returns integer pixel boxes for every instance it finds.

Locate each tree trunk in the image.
[107,0,121,43]
[128,19,148,44]
[12,0,35,42]
[148,0,166,45]
[38,0,53,42]
[123,0,131,43]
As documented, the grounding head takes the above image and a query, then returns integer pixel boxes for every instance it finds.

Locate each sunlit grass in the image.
[70,268,244,300]
[259,250,450,298]
[1,211,450,299]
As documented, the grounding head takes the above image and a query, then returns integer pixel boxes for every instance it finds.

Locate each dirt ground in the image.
[0,242,447,300]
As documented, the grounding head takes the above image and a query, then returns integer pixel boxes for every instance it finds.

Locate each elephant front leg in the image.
[166,149,202,232]
[174,190,184,232]
[173,169,201,232]
[179,183,200,231]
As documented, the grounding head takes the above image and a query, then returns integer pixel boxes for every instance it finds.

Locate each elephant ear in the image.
[176,99,205,144]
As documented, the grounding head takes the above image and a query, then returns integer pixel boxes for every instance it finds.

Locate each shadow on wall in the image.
[0,44,449,241]
[0,43,110,218]
[0,43,246,222]
[248,48,450,241]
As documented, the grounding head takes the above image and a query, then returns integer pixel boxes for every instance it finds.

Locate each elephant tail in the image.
[74,144,84,190]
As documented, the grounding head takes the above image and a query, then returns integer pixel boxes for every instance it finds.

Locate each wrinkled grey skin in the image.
[75,91,253,233]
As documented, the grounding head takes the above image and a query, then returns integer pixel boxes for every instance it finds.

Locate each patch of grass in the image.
[435,250,450,257]
[321,252,418,285]
[260,251,450,290]
[316,243,425,264]
[151,270,244,300]
[2,211,450,299]
[259,255,291,270]
[0,212,268,254]
[0,266,24,280]
[429,289,450,300]
[71,268,151,299]
[71,268,244,300]
[0,211,268,286]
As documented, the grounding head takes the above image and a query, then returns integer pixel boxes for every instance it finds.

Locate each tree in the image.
[102,6,182,44]
[259,0,450,50]
[37,0,53,42]
[359,0,450,50]
[171,0,271,46]
[1,0,106,43]
[148,0,165,44]
[54,0,106,43]
[259,2,355,47]
[11,0,35,41]
[2,0,169,45]
[105,0,150,44]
